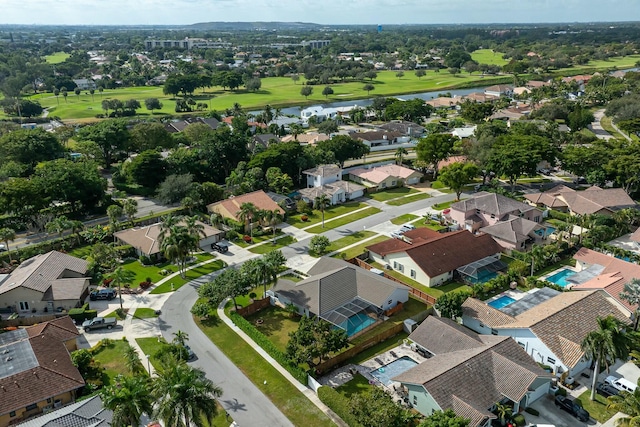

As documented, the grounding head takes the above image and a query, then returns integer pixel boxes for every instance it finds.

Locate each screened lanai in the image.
[457,255,507,284]
[321,297,380,336]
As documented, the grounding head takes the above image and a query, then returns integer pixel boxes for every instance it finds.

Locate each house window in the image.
[381,182,387,188]
[491,329,498,335]
[393,261,399,269]
[25,403,38,411]
[491,214,495,219]
[46,398,52,404]
[534,216,540,222]
[19,301,29,311]
[410,269,416,279]
[9,412,15,417]
[518,342,525,348]
[476,209,480,214]
[547,356,556,364]
[397,264,404,272]
[413,395,417,405]
[391,180,397,187]
[479,322,486,328]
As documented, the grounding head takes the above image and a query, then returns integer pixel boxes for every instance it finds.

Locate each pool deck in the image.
[538,265,579,285]
[485,289,527,305]
[318,342,429,390]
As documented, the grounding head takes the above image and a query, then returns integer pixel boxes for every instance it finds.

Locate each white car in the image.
[0,244,6,252]
[390,230,405,239]
[400,224,416,232]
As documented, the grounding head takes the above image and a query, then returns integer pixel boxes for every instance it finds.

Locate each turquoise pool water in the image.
[488,295,516,309]
[337,312,376,336]
[370,356,419,385]
[535,226,556,237]
[546,268,576,287]
[466,270,500,284]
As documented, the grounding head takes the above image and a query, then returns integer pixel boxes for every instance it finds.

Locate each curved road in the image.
[158,190,459,426]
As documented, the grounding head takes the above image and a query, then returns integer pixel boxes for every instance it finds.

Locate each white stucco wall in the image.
[369,251,452,287]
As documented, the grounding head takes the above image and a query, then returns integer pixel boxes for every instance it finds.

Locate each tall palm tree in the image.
[158,214,182,244]
[209,212,223,229]
[45,215,72,239]
[237,202,257,236]
[122,198,138,226]
[184,215,206,240]
[314,194,331,228]
[0,227,16,262]
[172,330,189,347]
[152,361,222,427]
[107,205,124,232]
[582,315,633,401]
[161,227,197,278]
[101,375,153,427]
[124,343,143,374]
[620,279,640,331]
[263,209,284,244]
[70,220,84,246]
[606,388,640,427]
[529,244,546,277]
[108,266,137,310]
[395,147,408,165]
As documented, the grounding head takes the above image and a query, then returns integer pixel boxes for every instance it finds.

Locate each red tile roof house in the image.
[0,317,84,426]
[207,190,285,225]
[461,289,629,380]
[394,316,551,427]
[524,185,636,216]
[449,192,544,250]
[348,164,422,191]
[365,228,503,287]
[569,247,640,316]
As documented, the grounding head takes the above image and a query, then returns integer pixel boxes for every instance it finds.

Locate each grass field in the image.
[288,202,369,229]
[386,192,430,206]
[149,259,225,294]
[471,49,509,66]
[368,187,418,202]
[306,207,381,233]
[390,214,419,225]
[248,235,297,254]
[576,389,616,423]
[133,307,159,319]
[332,235,388,260]
[310,230,376,257]
[92,339,139,385]
[44,52,71,64]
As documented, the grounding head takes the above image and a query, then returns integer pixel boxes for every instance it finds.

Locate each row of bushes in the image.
[229,311,308,384]
[0,234,78,265]
[68,303,98,323]
[317,386,362,427]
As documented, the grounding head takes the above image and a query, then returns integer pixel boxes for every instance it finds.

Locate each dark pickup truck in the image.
[82,317,117,332]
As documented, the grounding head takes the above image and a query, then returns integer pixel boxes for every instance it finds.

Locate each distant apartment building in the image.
[145,38,232,50]
[301,40,331,49]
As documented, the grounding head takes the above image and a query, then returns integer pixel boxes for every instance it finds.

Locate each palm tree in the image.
[0,227,16,262]
[582,315,633,401]
[606,388,640,427]
[161,227,197,278]
[124,343,143,374]
[70,220,84,246]
[158,214,182,244]
[495,402,512,426]
[184,215,206,242]
[289,123,303,141]
[620,278,640,331]
[107,205,124,232]
[122,198,138,226]
[529,244,546,277]
[237,202,257,237]
[209,212,223,229]
[108,266,137,310]
[263,209,284,244]
[395,147,408,165]
[152,361,222,427]
[314,194,331,228]
[45,216,72,240]
[101,375,153,427]
[172,330,189,347]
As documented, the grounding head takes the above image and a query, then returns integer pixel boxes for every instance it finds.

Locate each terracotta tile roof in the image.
[524,186,635,215]
[26,316,78,343]
[425,97,462,108]
[365,228,443,256]
[349,164,421,184]
[207,190,285,222]
[451,192,536,218]
[280,133,329,144]
[437,155,467,170]
[395,316,548,427]
[0,251,88,298]
[630,227,640,243]
[115,220,222,256]
[462,298,516,328]
[16,395,113,427]
[0,327,85,416]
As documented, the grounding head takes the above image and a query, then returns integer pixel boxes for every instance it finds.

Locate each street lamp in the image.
[145,354,151,374]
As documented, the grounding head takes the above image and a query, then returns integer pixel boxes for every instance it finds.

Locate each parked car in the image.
[89,289,117,301]
[184,344,195,360]
[400,224,416,233]
[211,241,229,253]
[0,243,6,252]
[390,230,405,239]
[82,317,117,332]
[554,395,590,422]
[596,382,620,397]
[604,375,637,393]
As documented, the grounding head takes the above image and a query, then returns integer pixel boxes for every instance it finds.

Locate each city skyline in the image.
[1,0,639,26]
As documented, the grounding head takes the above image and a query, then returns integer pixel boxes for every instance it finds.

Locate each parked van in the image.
[605,375,637,393]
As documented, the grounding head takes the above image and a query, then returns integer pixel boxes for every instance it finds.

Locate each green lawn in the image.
[149,260,225,294]
[390,214,419,225]
[331,235,388,260]
[336,373,373,398]
[104,308,128,320]
[133,308,159,319]
[306,207,381,233]
[432,201,455,211]
[135,337,171,370]
[287,202,369,229]
[310,231,376,257]
[368,187,418,202]
[92,339,137,385]
[386,193,430,206]
[245,306,301,353]
[234,230,284,248]
[121,252,215,288]
[575,389,616,423]
[44,52,71,64]
[195,316,335,427]
[67,244,93,259]
[248,235,297,254]
[471,49,509,66]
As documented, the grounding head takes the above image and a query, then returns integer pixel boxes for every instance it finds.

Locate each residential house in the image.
[280,133,329,145]
[207,190,285,224]
[0,318,85,427]
[348,164,422,190]
[569,248,640,315]
[462,289,629,376]
[377,121,425,138]
[488,105,531,122]
[270,257,409,336]
[251,133,279,152]
[164,117,221,133]
[395,316,550,426]
[300,165,365,205]
[0,251,90,314]
[484,84,513,98]
[463,92,499,103]
[526,80,551,89]
[479,218,546,250]
[72,78,96,90]
[451,126,476,139]
[114,221,223,259]
[450,192,542,232]
[366,229,504,287]
[425,97,462,109]
[523,185,636,216]
[15,395,116,427]
[300,106,338,123]
[25,316,79,353]
[351,130,405,148]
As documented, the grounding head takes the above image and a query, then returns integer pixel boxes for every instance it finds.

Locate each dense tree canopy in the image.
[0,128,64,174]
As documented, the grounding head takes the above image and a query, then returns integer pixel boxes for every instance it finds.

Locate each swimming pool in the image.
[488,295,516,309]
[337,312,376,336]
[370,356,419,386]
[535,226,556,237]
[545,268,576,287]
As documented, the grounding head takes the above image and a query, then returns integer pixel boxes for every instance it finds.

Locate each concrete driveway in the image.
[526,394,595,427]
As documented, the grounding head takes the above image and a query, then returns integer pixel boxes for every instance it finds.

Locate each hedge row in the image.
[229,311,308,384]
[317,386,362,427]
[68,303,98,323]
[0,234,78,265]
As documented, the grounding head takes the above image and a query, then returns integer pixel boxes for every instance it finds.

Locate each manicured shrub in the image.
[524,407,539,416]
[243,235,252,243]
[513,414,526,427]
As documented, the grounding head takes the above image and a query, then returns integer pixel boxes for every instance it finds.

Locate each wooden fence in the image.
[348,257,438,305]
[314,323,405,375]
[236,297,271,317]
[0,313,66,328]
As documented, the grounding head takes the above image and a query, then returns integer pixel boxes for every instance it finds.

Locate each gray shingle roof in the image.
[16,395,113,427]
[451,192,536,218]
[480,216,542,245]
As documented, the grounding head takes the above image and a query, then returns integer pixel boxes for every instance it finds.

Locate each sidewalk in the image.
[217,301,348,427]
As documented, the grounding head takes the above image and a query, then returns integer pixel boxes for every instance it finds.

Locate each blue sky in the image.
[1,0,638,25]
